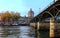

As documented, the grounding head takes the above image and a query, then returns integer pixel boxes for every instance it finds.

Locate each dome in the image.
[28,8,34,14]
[28,8,34,18]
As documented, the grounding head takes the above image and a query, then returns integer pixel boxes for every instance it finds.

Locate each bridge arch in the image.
[49,4,60,18]
[55,4,60,10]
[49,4,60,11]
[41,11,53,19]
[54,4,60,17]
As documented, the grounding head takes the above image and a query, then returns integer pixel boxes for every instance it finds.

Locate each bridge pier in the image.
[50,19,55,38]
[37,22,40,30]
[30,23,36,28]
[37,22,41,38]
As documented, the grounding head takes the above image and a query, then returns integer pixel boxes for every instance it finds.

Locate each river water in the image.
[0,25,50,38]
[0,25,36,38]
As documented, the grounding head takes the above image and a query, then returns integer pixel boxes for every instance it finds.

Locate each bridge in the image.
[30,0,60,38]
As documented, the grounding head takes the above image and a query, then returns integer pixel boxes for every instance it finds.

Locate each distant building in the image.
[0,8,34,24]
[28,8,34,18]
[18,8,34,24]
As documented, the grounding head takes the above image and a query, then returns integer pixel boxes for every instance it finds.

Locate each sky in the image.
[0,0,55,16]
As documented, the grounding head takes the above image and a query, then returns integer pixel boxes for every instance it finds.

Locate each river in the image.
[0,25,36,38]
[0,25,49,38]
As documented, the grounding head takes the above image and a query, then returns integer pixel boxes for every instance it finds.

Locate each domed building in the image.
[28,8,34,18]
[18,8,34,24]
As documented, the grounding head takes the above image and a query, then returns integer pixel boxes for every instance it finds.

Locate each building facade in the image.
[18,8,34,24]
[28,8,34,18]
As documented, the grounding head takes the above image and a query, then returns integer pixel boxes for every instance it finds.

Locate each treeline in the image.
[0,11,20,21]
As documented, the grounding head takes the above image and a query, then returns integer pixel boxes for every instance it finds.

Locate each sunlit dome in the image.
[28,8,34,17]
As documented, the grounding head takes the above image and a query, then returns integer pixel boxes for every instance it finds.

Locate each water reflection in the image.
[0,26,36,38]
[40,31,49,38]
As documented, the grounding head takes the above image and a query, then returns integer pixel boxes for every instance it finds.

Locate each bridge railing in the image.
[38,0,57,15]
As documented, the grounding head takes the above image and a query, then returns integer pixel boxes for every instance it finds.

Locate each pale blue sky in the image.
[0,0,55,16]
